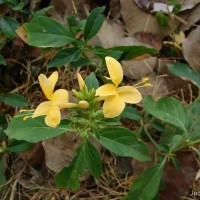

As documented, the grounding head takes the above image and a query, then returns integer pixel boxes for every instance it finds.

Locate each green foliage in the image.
[0,93,28,108]
[143,96,188,134]
[0,16,19,38]
[187,100,200,140]
[85,72,99,90]
[7,140,33,153]
[24,16,75,47]
[168,63,200,88]
[97,127,150,161]
[0,113,7,138]
[0,158,6,190]
[156,11,169,27]
[120,106,142,120]
[5,115,72,143]
[55,139,102,189]
[33,6,55,18]
[124,159,166,200]
[84,6,105,42]
[92,45,158,60]
[0,0,28,10]
[48,47,81,68]
[0,54,6,65]
[55,144,87,189]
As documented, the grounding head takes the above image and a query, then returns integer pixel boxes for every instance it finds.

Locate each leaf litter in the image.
[1,0,200,199]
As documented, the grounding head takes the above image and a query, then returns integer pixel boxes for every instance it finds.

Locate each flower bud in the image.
[72,89,84,99]
[142,77,149,83]
[144,83,152,87]
[78,100,89,109]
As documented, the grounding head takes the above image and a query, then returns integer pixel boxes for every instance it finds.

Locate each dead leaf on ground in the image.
[90,20,125,48]
[122,57,157,80]
[20,143,44,167]
[160,151,198,200]
[139,74,169,98]
[182,26,200,72]
[179,0,200,11]
[178,4,200,31]
[15,26,28,44]
[14,159,44,189]
[42,133,82,172]
[134,32,162,50]
[120,0,171,38]
[49,0,87,22]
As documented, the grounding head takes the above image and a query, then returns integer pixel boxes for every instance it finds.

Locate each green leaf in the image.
[71,57,95,68]
[143,96,188,133]
[0,113,7,138]
[85,140,102,178]
[172,3,181,13]
[85,72,99,90]
[0,158,6,190]
[187,100,200,140]
[170,135,184,150]
[98,127,150,161]
[156,11,169,27]
[0,16,19,38]
[48,47,81,68]
[55,144,87,189]
[168,63,200,88]
[7,140,33,153]
[24,16,75,47]
[171,157,181,169]
[0,93,28,107]
[33,6,55,18]
[84,6,105,41]
[92,46,158,60]
[5,115,72,143]
[0,54,6,65]
[124,159,166,200]
[120,106,141,120]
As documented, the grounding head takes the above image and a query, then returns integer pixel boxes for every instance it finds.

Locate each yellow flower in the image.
[32,71,75,128]
[96,57,142,118]
[174,31,185,45]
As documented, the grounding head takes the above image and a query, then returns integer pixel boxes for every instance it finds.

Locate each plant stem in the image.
[144,126,161,151]
[172,138,200,152]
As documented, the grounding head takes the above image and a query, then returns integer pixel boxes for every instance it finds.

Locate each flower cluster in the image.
[27,57,148,128]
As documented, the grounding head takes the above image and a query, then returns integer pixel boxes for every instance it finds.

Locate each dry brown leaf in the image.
[178,4,200,31]
[49,0,87,22]
[89,20,125,48]
[134,32,162,50]
[122,57,157,80]
[182,26,200,72]
[120,0,171,38]
[42,133,82,172]
[138,74,169,98]
[15,26,28,44]
[20,143,44,167]
[160,151,197,200]
[179,0,200,11]
[14,159,44,189]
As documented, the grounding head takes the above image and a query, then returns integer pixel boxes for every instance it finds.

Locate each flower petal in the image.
[52,89,69,108]
[103,95,125,118]
[38,71,58,100]
[117,86,142,104]
[45,106,61,128]
[105,56,123,87]
[96,84,117,97]
[32,101,51,118]
[77,73,85,91]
